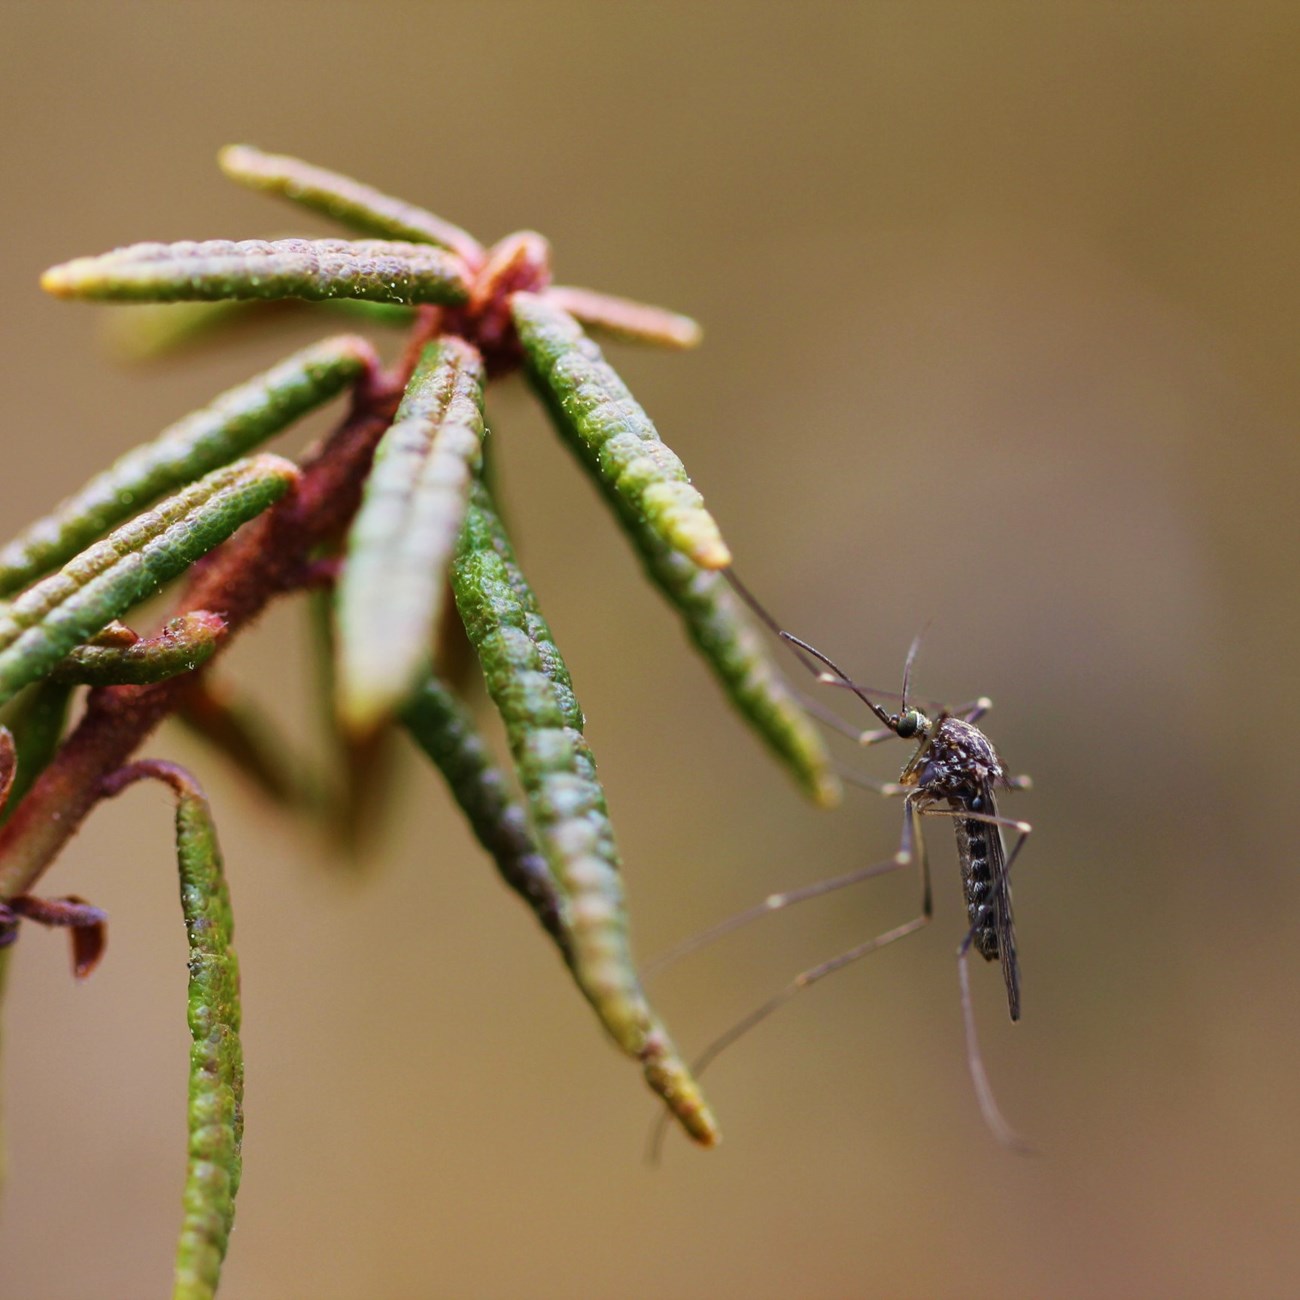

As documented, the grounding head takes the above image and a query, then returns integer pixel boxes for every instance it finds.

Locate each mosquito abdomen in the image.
[956,813,1001,962]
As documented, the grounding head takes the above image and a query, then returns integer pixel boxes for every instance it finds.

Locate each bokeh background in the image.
[2,5,1298,1298]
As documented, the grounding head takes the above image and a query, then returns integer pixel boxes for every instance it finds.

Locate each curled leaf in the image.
[511,291,730,569]
[0,457,297,710]
[402,673,570,961]
[0,895,108,978]
[218,144,483,267]
[452,481,718,1146]
[0,335,375,596]
[52,611,224,686]
[336,337,486,732]
[102,762,242,1300]
[42,238,470,307]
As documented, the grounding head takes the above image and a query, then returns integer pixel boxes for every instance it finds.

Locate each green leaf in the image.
[0,457,297,710]
[452,480,719,1146]
[336,337,486,732]
[51,611,223,687]
[402,673,571,962]
[42,238,470,307]
[511,291,730,569]
[622,532,839,807]
[102,762,243,1300]
[218,144,483,266]
[0,336,372,596]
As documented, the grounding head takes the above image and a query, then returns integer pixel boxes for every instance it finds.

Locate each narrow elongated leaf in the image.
[52,611,224,686]
[616,516,836,806]
[0,336,374,595]
[544,286,702,349]
[452,481,718,1146]
[336,336,486,732]
[402,673,570,961]
[218,144,483,266]
[511,291,730,569]
[102,762,243,1300]
[0,457,297,709]
[42,238,470,307]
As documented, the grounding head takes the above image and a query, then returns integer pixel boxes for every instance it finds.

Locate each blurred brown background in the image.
[2,4,1298,1297]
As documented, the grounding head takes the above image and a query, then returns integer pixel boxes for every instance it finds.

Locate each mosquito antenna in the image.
[900,622,930,715]
[725,568,896,731]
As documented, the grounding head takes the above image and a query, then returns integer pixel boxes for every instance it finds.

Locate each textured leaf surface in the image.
[336,337,485,731]
[219,144,483,266]
[52,611,223,686]
[452,481,718,1145]
[103,763,243,1300]
[511,292,731,569]
[42,239,470,306]
[402,674,570,960]
[0,336,373,595]
[0,458,296,709]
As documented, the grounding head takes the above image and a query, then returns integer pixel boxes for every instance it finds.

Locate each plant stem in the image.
[0,368,406,902]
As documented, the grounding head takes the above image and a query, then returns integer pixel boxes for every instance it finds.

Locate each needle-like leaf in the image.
[402,673,570,961]
[101,762,243,1300]
[0,336,373,596]
[218,144,483,267]
[0,457,297,710]
[336,337,486,732]
[42,239,470,307]
[452,480,718,1146]
[511,291,731,569]
[543,286,702,349]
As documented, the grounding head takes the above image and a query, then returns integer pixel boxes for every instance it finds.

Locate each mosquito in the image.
[647,569,1034,1156]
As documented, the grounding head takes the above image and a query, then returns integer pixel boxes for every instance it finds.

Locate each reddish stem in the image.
[0,366,405,900]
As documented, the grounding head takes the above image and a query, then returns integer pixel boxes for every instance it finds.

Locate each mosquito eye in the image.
[896,710,921,739]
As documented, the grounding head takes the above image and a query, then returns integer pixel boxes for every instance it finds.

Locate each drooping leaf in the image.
[42,238,470,307]
[218,144,483,267]
[102,762,243,1300]
[0,335,374,595]
[0,457,297,709]
[511,291,730,569]
[402,673,570,961]
[336,336,486,732]
[451,480,718,1146]
[622,531,839,807]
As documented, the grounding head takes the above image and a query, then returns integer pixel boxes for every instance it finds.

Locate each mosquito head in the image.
[894,706,930,740]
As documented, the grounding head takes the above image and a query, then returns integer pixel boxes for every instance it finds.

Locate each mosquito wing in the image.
[955,785,1020,1021]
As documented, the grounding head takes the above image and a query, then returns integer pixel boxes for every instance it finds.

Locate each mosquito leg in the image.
[957,928,1033,1153]
[641,851,912,980]
[918,806,1032,837]
[647,907,933,1164]
[646,799,934,1161]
